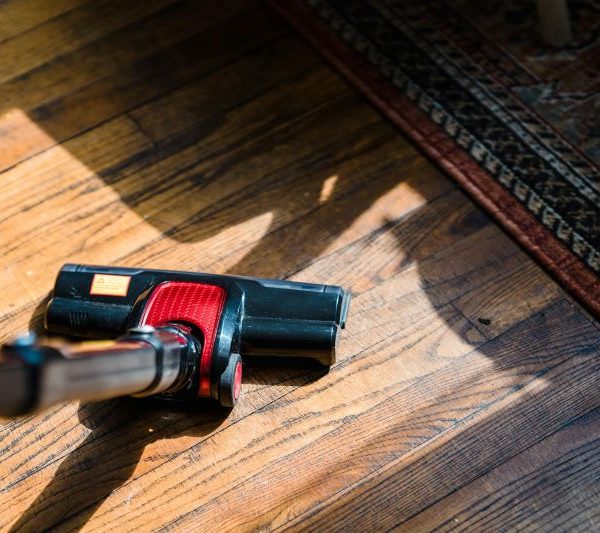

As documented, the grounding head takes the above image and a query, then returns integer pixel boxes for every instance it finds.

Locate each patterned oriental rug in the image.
[270,0,600,318]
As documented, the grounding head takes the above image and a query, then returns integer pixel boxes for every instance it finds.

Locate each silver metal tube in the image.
[0,327,193,416]
[39,341,158,410]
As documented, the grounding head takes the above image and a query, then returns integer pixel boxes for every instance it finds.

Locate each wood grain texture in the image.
[0,1,599,531]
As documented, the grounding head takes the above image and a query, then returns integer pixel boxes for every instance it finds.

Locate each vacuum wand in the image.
[0,325,198,417]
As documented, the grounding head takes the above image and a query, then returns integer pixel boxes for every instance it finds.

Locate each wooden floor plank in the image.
[277,300,600,532]
[403,406,600,531]
[0,2,598,531]
[28,5,279,142]
[0,0,264,171]
[0,0,85,43]
[0,0,174,85]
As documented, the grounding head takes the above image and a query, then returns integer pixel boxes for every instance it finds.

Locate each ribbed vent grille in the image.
[68,311,89,334]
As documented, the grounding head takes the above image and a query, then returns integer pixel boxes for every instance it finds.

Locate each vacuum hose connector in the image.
[0,325,198,417]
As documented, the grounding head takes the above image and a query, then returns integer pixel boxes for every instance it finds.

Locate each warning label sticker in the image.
[90,274,131,297]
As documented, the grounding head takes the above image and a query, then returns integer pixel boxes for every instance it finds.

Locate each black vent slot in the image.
[68,311,89,334]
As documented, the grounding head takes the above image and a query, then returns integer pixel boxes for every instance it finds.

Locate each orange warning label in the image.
[90,274,131,297]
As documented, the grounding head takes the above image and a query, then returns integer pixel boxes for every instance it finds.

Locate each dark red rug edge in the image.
[269,0,600,320]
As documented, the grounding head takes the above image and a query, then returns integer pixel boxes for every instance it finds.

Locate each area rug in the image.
[270,0,600,318]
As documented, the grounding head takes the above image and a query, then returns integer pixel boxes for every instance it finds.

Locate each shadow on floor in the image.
[10,398,228,531]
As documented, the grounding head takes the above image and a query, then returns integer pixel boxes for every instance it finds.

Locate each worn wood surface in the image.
[0,1,599,531]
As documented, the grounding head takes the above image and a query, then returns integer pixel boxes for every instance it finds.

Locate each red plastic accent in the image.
[233,361,242,401]
[139,282,227,397]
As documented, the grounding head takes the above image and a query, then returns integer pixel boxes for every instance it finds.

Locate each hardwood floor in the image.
[0,1,599,531]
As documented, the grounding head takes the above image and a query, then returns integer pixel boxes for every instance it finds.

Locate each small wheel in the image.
[219,353,242,408]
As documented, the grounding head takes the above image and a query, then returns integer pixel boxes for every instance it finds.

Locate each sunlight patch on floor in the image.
[0,108,56,172]
[318,178,427,259]
[319,174,338,203]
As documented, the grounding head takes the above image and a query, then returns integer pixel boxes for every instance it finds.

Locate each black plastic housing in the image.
[45,264,350,401]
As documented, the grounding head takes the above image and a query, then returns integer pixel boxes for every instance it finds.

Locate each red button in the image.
[233,361,242,400]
